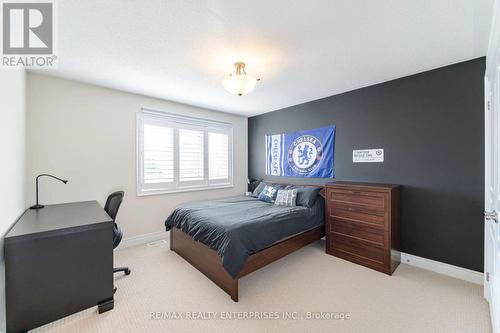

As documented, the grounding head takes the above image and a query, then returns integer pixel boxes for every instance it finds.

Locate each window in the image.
[209,132,229,180]
[137,109,233,195]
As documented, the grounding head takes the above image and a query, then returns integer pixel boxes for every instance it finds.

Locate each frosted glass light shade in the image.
[222,74,258,96]
[222,62,259,96]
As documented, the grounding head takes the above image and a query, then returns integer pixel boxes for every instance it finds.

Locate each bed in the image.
[165,184,325,302]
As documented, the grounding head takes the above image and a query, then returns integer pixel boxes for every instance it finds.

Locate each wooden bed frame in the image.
[169,186,325,302]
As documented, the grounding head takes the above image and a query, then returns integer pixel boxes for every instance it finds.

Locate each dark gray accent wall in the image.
[248,58,485,272]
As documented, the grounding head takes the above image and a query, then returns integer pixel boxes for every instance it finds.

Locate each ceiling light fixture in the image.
[222,62,260,96]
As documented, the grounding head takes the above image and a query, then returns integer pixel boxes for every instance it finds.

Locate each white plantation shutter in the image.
[143,125,174,183]
[137,110,233,195]
[179,129,204,183]
[209,132,229,182]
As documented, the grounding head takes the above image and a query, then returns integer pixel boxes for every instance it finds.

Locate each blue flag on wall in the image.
[265,125,335,178]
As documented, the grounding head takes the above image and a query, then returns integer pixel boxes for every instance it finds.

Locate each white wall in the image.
[0,69,26,332]
[26,73,248,239]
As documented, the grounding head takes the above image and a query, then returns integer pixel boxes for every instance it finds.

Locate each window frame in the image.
[136,108,233,196]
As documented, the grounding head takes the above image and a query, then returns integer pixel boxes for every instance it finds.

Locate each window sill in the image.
[137,184,234,197]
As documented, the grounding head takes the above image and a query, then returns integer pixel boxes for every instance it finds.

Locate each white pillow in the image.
[274,189,297,207]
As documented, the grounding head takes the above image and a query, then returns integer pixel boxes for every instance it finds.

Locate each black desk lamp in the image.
[30,174,68,210]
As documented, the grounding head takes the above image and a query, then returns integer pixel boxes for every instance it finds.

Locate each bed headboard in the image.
[261,180,326,198]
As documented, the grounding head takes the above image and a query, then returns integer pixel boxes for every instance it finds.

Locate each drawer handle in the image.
[343,191,361,195]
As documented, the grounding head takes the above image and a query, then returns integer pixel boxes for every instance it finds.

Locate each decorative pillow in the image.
[257,185,281,203]
[274,189,298,207]
[251,181,266,198]
[285,185,322,208]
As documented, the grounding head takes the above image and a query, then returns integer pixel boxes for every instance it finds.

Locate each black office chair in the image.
[104,191,130,290]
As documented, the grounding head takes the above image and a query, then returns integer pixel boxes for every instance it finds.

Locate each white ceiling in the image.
[37,0,493,116]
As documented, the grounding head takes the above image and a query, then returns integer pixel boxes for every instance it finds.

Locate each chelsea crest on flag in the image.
[265,126,335,178]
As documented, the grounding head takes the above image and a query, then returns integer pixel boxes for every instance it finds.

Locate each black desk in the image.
[5,201,114,333]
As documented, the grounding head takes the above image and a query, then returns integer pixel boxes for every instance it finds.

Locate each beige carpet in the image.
[33,239,491,333]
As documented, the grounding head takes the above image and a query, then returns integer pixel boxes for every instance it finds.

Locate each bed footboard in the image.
[169,225,324,302]
[170,228,239,301]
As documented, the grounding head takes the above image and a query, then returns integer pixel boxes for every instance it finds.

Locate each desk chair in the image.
[104,191,130,292]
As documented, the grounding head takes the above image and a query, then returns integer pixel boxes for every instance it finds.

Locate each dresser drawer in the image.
[327,188,386,210]
[329,217,386,247]
[328,233,387,265]
[328,203,386,226]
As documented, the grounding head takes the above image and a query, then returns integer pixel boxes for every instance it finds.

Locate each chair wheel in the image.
[125,268,131,275]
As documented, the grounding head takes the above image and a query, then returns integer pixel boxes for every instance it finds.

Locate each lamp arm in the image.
[32,174,69,209]
[36,174,68,184]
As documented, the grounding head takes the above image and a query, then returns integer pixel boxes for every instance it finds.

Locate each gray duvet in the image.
[165,196,324,278]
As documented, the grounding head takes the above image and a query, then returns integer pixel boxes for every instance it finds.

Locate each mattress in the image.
[165,196,324,278]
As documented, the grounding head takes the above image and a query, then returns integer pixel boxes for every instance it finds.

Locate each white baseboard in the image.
[117,230,167,250]
[401,252,483,285]
[116,234,483,285]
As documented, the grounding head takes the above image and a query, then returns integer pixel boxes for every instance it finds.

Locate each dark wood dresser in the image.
[325,181,400,275]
